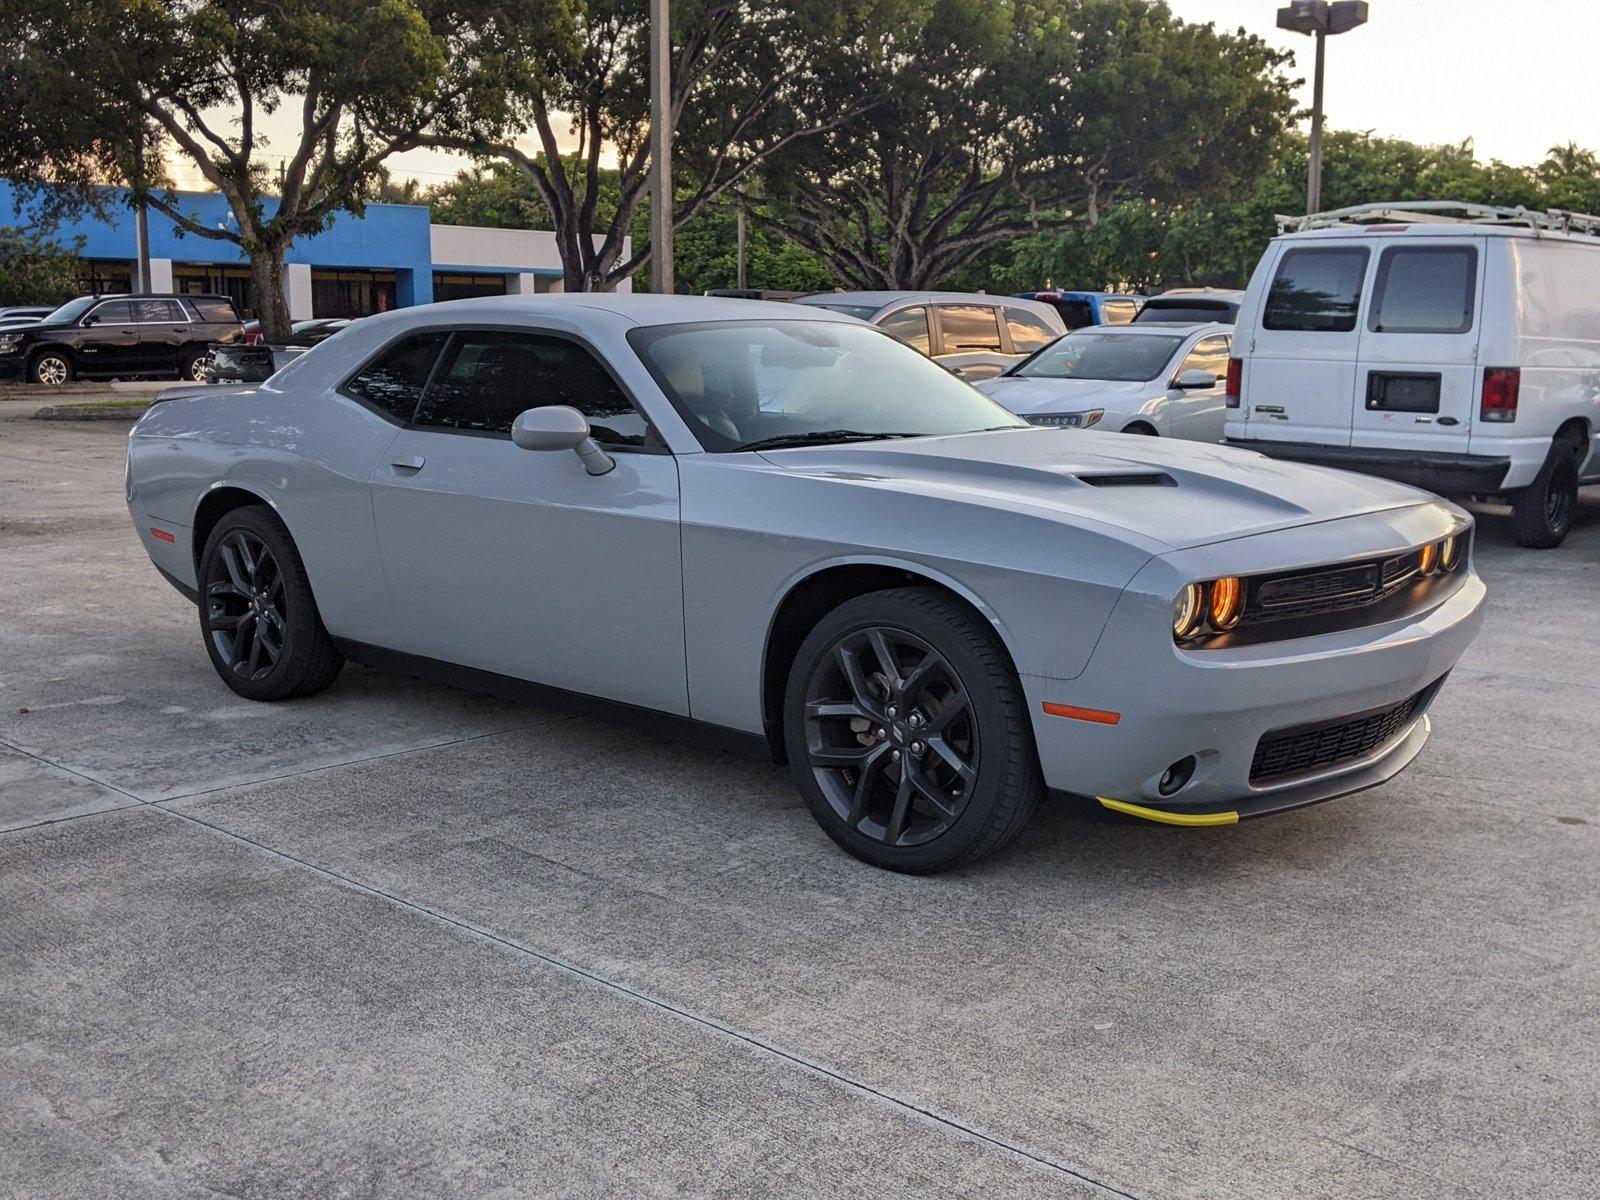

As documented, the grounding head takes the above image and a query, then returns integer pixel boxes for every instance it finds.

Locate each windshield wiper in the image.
[735,430,918,452]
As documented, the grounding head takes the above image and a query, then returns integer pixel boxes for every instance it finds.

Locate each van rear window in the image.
[1368,246,1477,334]
[1263,247,1369,332]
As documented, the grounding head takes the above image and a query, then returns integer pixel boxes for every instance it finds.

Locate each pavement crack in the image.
[147,801,1143,1200]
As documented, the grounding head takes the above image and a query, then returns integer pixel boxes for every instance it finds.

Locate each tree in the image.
[410,0,878,291]
[0,228,82,306]
[0,1,511,340]
[754,0,1295,289]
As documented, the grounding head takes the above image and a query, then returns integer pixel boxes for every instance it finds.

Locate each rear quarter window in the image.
[1263,247,1370,332]
[190,297,241,323]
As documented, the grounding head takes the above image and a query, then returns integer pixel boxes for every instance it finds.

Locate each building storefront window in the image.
[433,272,511,303]
[78,259,133,295]
[174,264,255,319]
[312,269,397,318]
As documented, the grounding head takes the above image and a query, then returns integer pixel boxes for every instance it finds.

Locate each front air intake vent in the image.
[1075,472,1177,488]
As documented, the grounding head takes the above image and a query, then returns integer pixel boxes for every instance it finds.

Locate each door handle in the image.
[389,455,425,473]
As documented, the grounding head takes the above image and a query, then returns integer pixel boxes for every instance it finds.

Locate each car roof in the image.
[795,291,1042,309]
[1061,320,1230,338]
[1274,224,1597,243]
[365,292,864,331]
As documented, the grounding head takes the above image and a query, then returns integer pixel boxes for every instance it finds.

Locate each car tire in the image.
[180,348,209,381]
[783,587,1043,873]
[198,505,344,701]
[30,350,73,386]
[1510,438,1581,549]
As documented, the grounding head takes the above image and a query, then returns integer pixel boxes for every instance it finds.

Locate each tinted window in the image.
[343,331,449,421]
[1176,335,1230,380]
[414,331,650,445]
[877,306,931,354]
[132,298,183,322]
[89,301,134,324]
[190,296,239,323]
[1101,299,1140,325]
[1047,299,1095,330]
[1004,307,1058,351]
[794,300,880,320]
[1263,248,1369,332]
[1133,299,1238,324]
[1369,246,1477,334]
[937,305,1003,353]
[1012,332,1184,382]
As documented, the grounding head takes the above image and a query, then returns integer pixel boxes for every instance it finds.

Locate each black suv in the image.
[0,293,245,385]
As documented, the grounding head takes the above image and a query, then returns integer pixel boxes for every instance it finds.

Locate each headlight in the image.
[1207,576,1245,631]
[1172,582,1206,641]
[1440,533,1460,571]
[0,334,22,355]
[1026,409,1103,428]
[1418,541,1438,576]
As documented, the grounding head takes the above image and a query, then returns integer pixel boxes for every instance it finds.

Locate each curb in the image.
[32,405,151,421]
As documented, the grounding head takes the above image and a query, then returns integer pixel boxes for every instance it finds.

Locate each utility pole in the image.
[1307,25,1326,215]
[649,0,674,294]
[1276,2,1369,216]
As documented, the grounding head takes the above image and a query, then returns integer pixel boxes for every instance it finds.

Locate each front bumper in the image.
[0,354,25,381]
[1022,503,1485,821]
[1224,438,1510,494]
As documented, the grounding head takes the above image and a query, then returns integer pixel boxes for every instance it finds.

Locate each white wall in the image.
[285,263,314,321]
[430,225,634,291]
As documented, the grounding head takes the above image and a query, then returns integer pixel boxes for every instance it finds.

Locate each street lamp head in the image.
[1277,1,1367,36]
[1326,1,1369,35]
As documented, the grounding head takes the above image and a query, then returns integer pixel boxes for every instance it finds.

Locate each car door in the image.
[369,327,689,715]
[932,304,1008,380]
[1238,242,1371,446]
[76,300,140,374]
[1350,239,1483,456]
[1167,333,1231,441]
[131,298,190,373]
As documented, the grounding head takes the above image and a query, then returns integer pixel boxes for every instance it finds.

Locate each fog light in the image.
[1158,755,1197,796]
[1207,576,1244,631]
[1172,583,1206,641]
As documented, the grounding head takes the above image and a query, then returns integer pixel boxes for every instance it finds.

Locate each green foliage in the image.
[0,227,81,307]
[667,204,836,295]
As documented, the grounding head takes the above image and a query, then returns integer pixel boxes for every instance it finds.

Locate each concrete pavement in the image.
[2,400,1597,1198]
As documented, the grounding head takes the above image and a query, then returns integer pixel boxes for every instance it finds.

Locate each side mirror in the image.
[511,405,615,476]
[81,314,99,327]
[1174,368,1217,390]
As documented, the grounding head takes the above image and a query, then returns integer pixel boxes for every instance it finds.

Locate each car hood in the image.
[755,428,1432,551]
[975,376,1155,414]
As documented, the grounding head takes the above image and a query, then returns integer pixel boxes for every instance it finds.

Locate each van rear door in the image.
[1350,239,1483,456]
[1239,241,1371,446]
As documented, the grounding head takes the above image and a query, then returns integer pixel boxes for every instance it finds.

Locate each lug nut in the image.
[891,749,901,762]
[887,705,898,718]
[911,741,924,755]
[909,713,923,727]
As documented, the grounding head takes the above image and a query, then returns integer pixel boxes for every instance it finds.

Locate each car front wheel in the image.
[30,351,73,386]
[783,587,1043,872]
[198,505,344,701]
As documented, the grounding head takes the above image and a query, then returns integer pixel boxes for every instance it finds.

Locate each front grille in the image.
[1246,548,1433,624]
[1249,687,1428,784]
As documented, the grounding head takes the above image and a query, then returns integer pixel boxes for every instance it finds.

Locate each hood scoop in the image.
[1075,471,1177,488]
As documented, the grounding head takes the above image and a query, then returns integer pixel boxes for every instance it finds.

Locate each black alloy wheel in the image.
[803,625,978,848]
[784,587,1043,873]
[197,505,343,700]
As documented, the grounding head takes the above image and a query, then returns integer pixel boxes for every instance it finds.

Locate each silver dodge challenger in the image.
[127,295,1485,872]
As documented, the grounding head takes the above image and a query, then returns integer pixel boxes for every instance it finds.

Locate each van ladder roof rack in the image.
[1276,200,1600,238]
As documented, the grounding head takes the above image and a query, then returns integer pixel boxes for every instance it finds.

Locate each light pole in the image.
[649,0,673,294]
[1276,1,1369,215]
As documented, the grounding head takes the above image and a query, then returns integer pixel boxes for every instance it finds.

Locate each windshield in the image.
[629,320,1028,451]
[43,296,97,326]
[1011,332,1183,382]
[794,300,881,321]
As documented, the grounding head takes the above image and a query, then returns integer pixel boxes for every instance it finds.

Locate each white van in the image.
[1224,202,1600,547]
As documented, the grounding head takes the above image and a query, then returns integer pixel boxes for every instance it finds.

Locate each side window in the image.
[877,306,931,355]
[414,330,651,446]
[1263,247,1370,332]
[190,296,239,323]
[1369,246,1478,334]
[342,331,449,422]
[132,299,182,323]
[1176,335,1230,381]
[937,305,1003,353]
[1003,307,1058,352]
[89,300,134,325]
[1101,299,1139,325]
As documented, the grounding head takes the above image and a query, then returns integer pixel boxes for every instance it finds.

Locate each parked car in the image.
[976,323,1232,440]
[127,294,1484,872]
[198,342,305,384]
[792,291,1065,380]
[703,289,808,302]
[288,318,353,346]
[1013,290,1143,330]
[1225,201,1600,548]
[0,293,244,384]
[1132,288,1243,325]
[0,305,53,328]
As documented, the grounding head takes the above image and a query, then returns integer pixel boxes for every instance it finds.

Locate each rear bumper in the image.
[1225,439,1511,494]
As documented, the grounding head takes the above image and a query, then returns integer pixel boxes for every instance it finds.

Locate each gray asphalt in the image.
[2,400,1597,1199]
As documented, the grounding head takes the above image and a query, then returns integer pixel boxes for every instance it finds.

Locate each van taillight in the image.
[1481,367,1519,422]
[1225,357,1243,407]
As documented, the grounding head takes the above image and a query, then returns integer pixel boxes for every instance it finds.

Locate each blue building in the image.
[0,182,627,319]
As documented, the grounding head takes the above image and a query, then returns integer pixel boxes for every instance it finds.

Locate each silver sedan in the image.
[127,295,1484,871]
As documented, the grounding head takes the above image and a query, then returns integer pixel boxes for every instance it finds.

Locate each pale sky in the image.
[170,0,1600,191]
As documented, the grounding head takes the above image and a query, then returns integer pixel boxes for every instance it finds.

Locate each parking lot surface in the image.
[2,400,1597,1198]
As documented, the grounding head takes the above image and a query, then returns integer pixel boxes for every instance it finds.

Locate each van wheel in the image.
[1510,440,1580,549]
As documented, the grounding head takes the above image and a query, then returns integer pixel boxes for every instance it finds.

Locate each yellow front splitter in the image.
[1097,797,1239,827]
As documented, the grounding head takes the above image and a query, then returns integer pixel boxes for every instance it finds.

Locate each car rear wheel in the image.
[181,348,209,381]
[30,351,73,386]
[1510,439,1581,549]
[198,506,343,701]
[783,587,1043,872]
